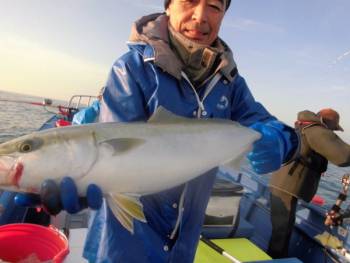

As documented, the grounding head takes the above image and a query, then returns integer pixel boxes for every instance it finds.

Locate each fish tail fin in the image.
[224,145,251,170]
[106,193,146,233]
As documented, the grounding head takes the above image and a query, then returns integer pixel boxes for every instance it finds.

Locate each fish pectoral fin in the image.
[106,193,146,234]
[99,138,145,156]
[315,231,343,249]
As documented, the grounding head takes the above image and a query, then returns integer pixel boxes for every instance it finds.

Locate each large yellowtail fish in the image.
[0,108,260,233]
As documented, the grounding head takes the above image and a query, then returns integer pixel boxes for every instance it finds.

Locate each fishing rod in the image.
[312,174,350,263]
[325,174,350,227]
[0,98,71,110]
[200,235,242,263]
[0,97,79,120]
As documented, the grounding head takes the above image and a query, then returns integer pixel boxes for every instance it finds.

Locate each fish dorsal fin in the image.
[106,193,146,234]
[148,107,191,124]
[99,138,145,156]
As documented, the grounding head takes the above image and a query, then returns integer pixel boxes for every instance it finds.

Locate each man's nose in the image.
[192,2,208,24]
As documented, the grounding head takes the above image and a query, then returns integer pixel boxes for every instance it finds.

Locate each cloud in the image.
[223,17,286,34]
[329,50,350,73]
[329,85,350,93]
[331,50,350,65]
[0,34,107,100]
[315,85,350,97]
[120,0,163,12]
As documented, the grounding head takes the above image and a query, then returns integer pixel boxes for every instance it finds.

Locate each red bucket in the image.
[0,223,69,263]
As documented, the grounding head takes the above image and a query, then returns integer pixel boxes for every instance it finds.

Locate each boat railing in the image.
[66,95,98,110]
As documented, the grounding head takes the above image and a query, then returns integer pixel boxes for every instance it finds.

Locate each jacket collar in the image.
[128,13,237,82]
[297,110,323,124]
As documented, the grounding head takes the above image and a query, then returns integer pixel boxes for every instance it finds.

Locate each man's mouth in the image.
[184,29,208,40]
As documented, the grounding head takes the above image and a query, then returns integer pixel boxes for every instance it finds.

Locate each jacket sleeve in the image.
[305,127,350,166]
[72,100,100,125]
[99,52,148,123]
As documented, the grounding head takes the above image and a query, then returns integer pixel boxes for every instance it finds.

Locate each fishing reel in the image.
[325,209,343,227]
[43,98,53,106]
[325,174,350,227]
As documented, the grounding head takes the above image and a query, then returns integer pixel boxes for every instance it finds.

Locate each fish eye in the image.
[17,138,43,153]
[19,141,33,153]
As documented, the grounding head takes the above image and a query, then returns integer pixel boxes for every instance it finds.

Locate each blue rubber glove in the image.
[247,121,296,174]
[14,177,103,215]
[72,100,100,125]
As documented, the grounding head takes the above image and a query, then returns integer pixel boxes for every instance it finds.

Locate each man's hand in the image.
[14,177,103,215]
[247,121,296,174]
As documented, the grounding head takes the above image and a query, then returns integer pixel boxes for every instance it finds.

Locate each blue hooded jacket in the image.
[83,14,278,263]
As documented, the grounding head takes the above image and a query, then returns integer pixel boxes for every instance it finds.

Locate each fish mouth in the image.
[0,156,23,187]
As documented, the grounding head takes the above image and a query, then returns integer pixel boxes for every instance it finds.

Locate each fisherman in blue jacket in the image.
[16,0,298,262]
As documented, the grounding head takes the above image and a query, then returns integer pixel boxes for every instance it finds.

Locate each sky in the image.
[0,0,349,142]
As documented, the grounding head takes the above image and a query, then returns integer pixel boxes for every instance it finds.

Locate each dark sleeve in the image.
[305,126,350,166]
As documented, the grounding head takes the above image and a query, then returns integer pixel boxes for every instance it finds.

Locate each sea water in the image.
[0,90,60,142]
[1,89,350,211]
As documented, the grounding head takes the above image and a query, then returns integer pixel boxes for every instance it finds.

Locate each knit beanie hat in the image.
[164,0,231,10]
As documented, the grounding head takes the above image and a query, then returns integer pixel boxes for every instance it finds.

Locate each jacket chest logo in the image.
[216,96,229,110]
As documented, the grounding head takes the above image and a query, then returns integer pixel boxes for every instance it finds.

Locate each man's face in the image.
[166,0,226,46]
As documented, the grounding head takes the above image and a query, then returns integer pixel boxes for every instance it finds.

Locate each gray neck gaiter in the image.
[168,25,221,87]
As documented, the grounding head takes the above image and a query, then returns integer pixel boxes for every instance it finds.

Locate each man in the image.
[16,1,298,262]
[268,108,350,259]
